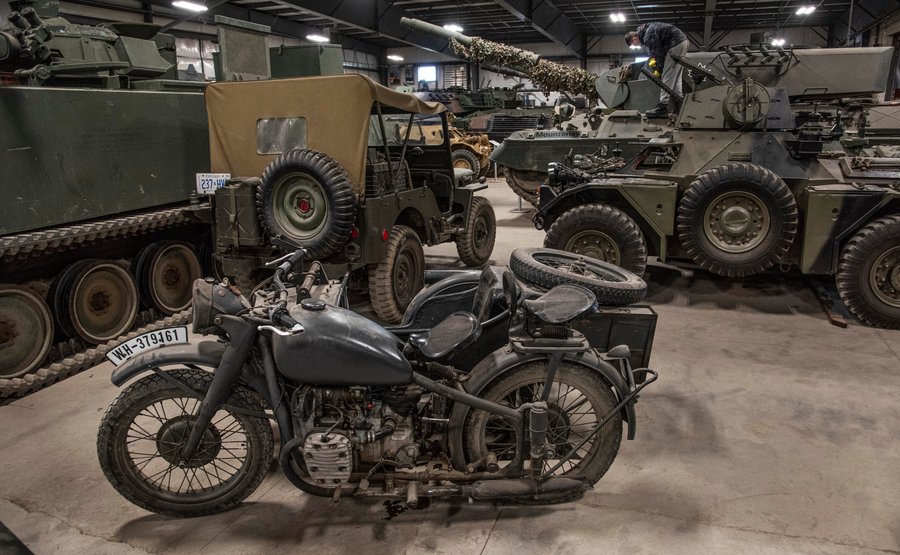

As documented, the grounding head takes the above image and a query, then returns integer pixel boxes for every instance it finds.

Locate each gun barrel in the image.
[400,17,540,65]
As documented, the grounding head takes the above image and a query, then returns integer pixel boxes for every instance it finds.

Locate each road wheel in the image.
[0,285,53,379]
[133,241,202,314]
[544,204,648,276]
[456,196,496,267]
[51,260,138,344]
[452,149,481,176]
[510,247,647,306]
[836,215,900,329]
[369,225,425,323]
[677,163,798,278]
[97,368,273,517]
[257,149,356,259]
[463,360,622,504]
[506,169,545,207]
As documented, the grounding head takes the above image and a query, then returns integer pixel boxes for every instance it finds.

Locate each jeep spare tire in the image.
[509,247,647,306]
[257,149,356,259]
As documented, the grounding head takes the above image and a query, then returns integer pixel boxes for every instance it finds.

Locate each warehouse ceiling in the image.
[67,0,899,58]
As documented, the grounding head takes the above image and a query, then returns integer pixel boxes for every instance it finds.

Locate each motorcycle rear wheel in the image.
[464,360,622,504]
[97,368,273,517]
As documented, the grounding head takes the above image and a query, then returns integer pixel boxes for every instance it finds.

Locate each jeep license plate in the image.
[105,327,189,367]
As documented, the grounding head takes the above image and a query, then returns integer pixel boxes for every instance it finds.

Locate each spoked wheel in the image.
[97,368,273,517]
[510,247,647,306]
[368,225,425,324]
[0,285,54,378]
[51,260,139,344]
[464,361,622,504]
[134,241,202,314]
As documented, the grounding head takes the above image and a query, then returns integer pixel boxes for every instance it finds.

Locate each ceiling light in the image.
[795,6,815,15]
[771,38,786,46]
[629,44,641,49]
[172,1,207,12]
[443,24,464,33]
[610,13,626,22]
[306,33,329,43]
[387,54,404,62]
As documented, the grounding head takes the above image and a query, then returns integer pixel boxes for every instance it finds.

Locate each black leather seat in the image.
[409,312,482,359]
[522,284,597,324]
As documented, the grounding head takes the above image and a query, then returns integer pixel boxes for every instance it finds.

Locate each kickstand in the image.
[332,486,342,504]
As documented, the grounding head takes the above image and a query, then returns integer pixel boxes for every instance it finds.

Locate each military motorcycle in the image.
[97,248,656,517]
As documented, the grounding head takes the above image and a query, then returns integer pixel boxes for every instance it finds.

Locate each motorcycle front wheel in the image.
[464,360,622,504]
[97,368,274,517]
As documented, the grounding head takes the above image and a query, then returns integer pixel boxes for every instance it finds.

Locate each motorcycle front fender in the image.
[110,341,226,387]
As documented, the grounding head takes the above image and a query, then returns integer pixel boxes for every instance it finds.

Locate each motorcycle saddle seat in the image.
[523,284,597,324]
[409,311,482,359]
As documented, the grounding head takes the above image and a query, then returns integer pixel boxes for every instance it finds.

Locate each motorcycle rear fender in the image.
[110,341,226,387]
[459,347,637,439]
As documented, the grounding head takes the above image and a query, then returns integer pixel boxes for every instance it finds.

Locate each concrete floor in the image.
[2,179,899,554]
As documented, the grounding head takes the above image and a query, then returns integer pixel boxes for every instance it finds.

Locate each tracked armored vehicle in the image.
[534,47,900,328]
[0,0,210,391]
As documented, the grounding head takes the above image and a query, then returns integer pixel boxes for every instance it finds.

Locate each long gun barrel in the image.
[401,17,597,100]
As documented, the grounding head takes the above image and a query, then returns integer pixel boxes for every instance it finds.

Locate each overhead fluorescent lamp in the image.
[306,33,330,43]
[629,44,641,49]
[443,24,464,33]
[771,38,786,46]
[610,13,626,22]
[795,6,815,15]
[172,0,207,12]
[387,54,404,61]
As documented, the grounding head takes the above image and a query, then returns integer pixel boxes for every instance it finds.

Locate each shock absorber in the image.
[529,401,549,476]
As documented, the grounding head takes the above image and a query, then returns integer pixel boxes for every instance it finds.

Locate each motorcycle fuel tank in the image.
[272,299,413,386]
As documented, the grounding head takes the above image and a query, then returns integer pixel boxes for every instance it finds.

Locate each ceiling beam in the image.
[703,0,716,50]
[829,0,899,44]
[493,0,585,59]
[265,0,456,56]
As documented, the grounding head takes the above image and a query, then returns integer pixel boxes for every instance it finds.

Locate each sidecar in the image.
[386,266,658,372]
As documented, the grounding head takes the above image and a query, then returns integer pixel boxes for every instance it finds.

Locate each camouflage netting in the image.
[450,37,599,101]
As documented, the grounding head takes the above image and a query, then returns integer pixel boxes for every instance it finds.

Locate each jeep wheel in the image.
[544,204,647,276]
[677,163,798,278]
[257,149,356,259]
[452,149,481,176]
[369,225,425,324]
[836,215,900,329]
[456,197,497,267]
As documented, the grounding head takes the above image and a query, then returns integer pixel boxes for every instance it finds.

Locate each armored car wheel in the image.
[456,196,497,267]
[836,215,900,329]
[97,368,273,517]
[506,169,545,207]
[510,247,647,306]
[452,149,481,176]
[0,285,54,379]
[369,225,425,324]
[677,163,798,278]
[257,149,356,259]
[463,360,622,504]
[544,204,648,276]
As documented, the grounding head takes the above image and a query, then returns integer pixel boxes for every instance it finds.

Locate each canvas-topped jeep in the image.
[206,74,496,323]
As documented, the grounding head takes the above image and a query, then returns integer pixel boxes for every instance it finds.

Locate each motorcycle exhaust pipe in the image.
[461,477,590,500]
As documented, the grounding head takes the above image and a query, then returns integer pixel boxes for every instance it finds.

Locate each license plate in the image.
[105,327,189,367]
[195,173,231,195]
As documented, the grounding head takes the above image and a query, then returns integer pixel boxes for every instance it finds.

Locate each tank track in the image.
[0,206,199,261]
[0,308,191,399]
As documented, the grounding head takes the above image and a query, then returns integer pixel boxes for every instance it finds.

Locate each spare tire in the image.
[257,149,356,259]
[676,163,798,278]
[509,247,647,306]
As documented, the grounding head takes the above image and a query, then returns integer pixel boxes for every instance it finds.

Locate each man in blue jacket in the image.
[625,22,689,117]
